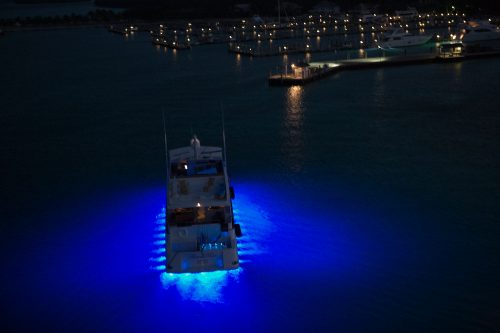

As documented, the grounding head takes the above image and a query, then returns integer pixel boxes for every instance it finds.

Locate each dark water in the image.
[1,29,499,332]
[0,1,122,19]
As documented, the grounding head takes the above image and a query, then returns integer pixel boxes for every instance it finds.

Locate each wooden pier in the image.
[152,37,191,50]
[268,50,500,86]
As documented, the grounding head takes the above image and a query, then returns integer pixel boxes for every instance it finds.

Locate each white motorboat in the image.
[461,20,500,45]
[165,135,241,273]
[378,27,433,48]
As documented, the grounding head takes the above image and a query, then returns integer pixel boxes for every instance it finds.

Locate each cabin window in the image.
[170,160,223,178]
[168,206,228,225]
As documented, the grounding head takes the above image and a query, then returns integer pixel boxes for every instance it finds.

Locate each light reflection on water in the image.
[283,86,305,173]
[373,69,386,107]
[452,62,463,82]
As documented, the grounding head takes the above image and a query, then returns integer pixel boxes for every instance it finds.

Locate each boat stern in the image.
[167,247,240,273]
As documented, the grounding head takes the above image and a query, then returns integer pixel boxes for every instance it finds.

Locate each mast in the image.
[162,110,169,180]
[278,0,281,26]
[162,110,170,234]
[220,103,228,166]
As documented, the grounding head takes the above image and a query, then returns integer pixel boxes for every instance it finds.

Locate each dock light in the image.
[436,34,440,39]
[197,203,201,207]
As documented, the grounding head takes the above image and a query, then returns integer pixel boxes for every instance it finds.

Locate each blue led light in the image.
[153,239,166,246]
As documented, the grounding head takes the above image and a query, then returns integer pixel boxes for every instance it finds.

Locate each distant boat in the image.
[165,135,241,273]
[378,27,432,48]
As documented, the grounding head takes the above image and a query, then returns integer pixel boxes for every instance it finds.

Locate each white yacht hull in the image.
[380,35,433,48]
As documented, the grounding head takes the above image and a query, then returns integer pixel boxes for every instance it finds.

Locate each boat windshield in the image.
[170,160,224,178]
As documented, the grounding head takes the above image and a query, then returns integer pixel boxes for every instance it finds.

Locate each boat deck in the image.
[169,175,228,208]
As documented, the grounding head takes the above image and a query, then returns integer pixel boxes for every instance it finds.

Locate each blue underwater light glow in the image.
[149,184,274,303]
[160,269,242,303]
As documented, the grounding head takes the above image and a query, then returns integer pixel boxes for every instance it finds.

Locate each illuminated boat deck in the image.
[150,184,274,302]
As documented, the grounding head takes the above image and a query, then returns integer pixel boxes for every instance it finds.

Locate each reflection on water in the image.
[282,54,288,66]
[235,54,241,70]
[452,62,463,82]
[304,52,312,63]
[373,69,385,107]
[150,188,273,303]
[283,86,305,172]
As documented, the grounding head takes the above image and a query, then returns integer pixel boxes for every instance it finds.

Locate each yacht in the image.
[461,20,500,46]
[165,135,241,273]
[378,27,433,48]
[394,8,419,22]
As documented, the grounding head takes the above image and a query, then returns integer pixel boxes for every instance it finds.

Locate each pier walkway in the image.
[269,50,500,86]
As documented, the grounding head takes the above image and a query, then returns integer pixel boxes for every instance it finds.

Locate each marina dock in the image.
[228,42,353,57]
[269,49,500,86]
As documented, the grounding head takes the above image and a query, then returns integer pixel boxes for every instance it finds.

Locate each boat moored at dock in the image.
[378,27,433,48]
[461,20,500,48]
